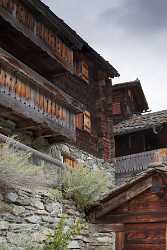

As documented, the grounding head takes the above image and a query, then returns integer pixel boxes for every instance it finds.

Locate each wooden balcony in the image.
[115,148,167,183]
[0,48,81,142]
[0,132,64,168]
[0,0,74,77]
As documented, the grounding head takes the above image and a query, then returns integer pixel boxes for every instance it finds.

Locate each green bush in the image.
[45,216,83,250]
[62,166,109,208]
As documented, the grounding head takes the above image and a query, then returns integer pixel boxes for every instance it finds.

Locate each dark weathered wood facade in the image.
[112,80,148,125]
[0,0,119,161]
[88,167,167,250]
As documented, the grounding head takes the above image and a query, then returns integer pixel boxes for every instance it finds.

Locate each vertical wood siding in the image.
[0,66,75,131]
[0,0,74,71]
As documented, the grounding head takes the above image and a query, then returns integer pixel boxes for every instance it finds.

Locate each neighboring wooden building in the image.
[114,109,167,182]
[112,79,149,125]
[0,0,119,161]
[112,80,167,182]
[88,166,167,250]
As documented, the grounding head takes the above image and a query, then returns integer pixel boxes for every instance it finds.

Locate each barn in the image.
[88,165,167,250]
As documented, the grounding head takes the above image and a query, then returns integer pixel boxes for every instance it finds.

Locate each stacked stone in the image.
[50,143,116,188]
[0,189,115,250]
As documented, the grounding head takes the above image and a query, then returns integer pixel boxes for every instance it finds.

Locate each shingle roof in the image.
[114,110,167,135]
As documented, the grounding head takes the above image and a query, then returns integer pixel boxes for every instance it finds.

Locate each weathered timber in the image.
[0,1,74,73]
[89,169,167,250]
[0,90,76,142]
[0,132,64,168]
[91,176,153,220]
[0,48,85,113]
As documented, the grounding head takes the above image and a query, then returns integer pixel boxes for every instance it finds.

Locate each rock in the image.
[45,202,62,215]
[32,200,44,210]
[6,192,18,203]
[12,206,25,216]
[25,215,41,224]
[0,221,9,230]
[42,216,60,224]
[0,236,7,244]
[32,232,48,242]
[0,193,4,201]
[9,223,35,232]
[60,144,70,155]
[68,240,80,249]
[16,198,30,206]
[35,210,48,215]
[96,236,113,244]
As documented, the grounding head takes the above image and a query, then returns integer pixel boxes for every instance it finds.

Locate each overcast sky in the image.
[42,0,167,112]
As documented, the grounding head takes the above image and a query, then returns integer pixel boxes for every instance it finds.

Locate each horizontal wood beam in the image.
[96,224,125,232]
[99,211,167,224]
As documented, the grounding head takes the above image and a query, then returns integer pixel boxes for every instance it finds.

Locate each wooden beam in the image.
[96,224,125,233]
[99,211,167,224]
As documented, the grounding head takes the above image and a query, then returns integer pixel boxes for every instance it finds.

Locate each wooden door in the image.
[125,223,166,250]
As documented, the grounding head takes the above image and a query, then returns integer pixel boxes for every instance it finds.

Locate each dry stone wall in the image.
[49,143,115,188]
[0,189,115,250]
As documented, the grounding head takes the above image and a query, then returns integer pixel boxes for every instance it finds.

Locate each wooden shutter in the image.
[75,112,91,133]
[81,62,89,82]
[83,111,91,133]
[76,61,89,82]
[75,113,84,130]
[63,155,78,169]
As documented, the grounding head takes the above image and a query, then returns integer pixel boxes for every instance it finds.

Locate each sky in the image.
[41,0,167,112]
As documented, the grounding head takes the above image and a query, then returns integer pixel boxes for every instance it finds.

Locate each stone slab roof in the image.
[114,110,167,135]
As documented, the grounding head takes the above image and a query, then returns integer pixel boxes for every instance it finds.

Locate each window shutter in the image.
[83,111,91,133]
[75,111,91,133]
[76,61,89,83]
[75,113,84,130]
[81,62,89,82]
[63,156,78,169]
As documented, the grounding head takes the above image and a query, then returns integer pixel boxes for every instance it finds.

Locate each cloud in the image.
[100,0,167,35]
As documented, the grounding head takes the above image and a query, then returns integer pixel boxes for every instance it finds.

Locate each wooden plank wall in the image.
[0,66,75,130]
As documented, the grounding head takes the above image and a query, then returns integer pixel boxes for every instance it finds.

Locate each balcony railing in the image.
[0,133,64,169]
[115,148,167,183]
[0,49,76,141]
[0,0,74,72]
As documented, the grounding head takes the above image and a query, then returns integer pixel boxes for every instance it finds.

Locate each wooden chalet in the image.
[112,80,167,183]
[88,166,167,250]
[112,79,149,125]
[0,0,119,161]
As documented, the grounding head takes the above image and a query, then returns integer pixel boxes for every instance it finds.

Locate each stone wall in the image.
[0,189,115,250]
[49,143,115,188]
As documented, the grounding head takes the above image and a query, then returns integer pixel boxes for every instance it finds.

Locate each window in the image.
[76,61,89,82]
[75,111,91,133]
